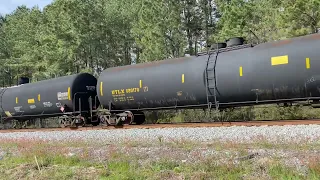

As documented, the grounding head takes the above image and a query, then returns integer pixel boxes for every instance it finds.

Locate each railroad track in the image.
[1,119,320,133]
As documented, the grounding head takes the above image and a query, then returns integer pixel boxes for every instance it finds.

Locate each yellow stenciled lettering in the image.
[126,88,139,93]
[112,89,126,95]
[112,87,141,95]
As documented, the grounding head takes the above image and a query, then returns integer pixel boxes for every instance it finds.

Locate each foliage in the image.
[1,0,318,79]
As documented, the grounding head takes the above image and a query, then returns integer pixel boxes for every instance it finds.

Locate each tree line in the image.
[0,0,319,86]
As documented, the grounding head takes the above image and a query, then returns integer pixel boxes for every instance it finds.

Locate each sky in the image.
[0,0,53,15]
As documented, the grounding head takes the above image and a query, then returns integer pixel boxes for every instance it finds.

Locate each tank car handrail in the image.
[197,44,254,56]
[73,92,88,112]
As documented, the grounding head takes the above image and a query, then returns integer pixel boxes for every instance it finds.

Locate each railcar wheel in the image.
[59,115,72,128]
[91,116,100,126]
[59,117,68,128]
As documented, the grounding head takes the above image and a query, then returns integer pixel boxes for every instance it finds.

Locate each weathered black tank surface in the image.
[0,73,97,119]
[97,33,320,111]
[214,33,320,106]
[97,56,209,110]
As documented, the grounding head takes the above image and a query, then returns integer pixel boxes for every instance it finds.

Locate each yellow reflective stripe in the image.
[139,80,142,88]
[28,98,35,104]
[67,87,71,100]
[239,66,243,77]
[100,82,103,96]
[271,55,288,66]
[306,58,310,69]
[182,74,185,83]
[38,94,41,101]
[16,97,18,104]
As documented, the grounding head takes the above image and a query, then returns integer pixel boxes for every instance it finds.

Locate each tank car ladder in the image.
[204,45,220,111]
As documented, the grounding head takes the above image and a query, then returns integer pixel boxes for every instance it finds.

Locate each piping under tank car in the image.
[1,33,320,128]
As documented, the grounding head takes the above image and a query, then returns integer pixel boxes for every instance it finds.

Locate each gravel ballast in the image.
[0,124,320,144]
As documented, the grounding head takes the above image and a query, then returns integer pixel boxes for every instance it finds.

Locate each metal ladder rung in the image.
[205,48,220,111]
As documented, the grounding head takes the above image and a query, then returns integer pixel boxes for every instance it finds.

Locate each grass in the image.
[1,138,320,179]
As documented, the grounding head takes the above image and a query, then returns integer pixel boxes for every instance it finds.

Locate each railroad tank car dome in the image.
[216,43,227,49]
[226,37,245,47]
[18,77,29,85]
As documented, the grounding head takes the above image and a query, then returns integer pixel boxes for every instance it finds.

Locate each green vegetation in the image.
[145,104,320,123]
[0,0,318,83]
[1,138,320,179]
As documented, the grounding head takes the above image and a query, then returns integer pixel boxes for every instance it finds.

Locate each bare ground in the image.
[0,136,320,179]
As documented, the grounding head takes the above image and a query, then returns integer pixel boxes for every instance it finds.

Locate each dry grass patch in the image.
[0,138,320,179]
